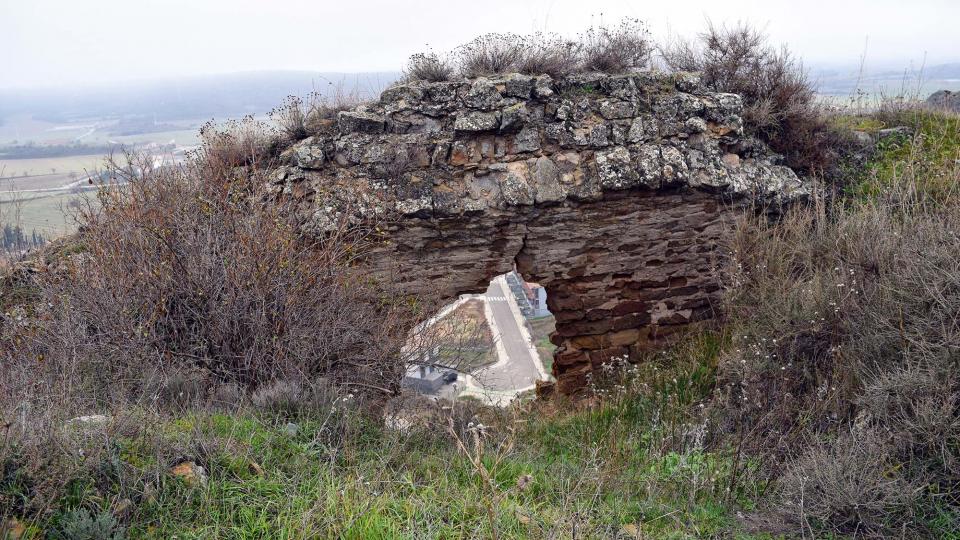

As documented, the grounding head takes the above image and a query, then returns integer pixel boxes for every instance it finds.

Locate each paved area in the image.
[468,277,544,392]
[410,275,549,405]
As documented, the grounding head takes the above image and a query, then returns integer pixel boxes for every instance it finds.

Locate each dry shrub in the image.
[662,22,843,175]
[0,138,427,519]
[198,116,278,170]
[453,33,526,78]
[515,33,582,78]
[404,52,454,83]
[1,148,420,413]
[401,18,650,82]
[578,18,651,73]
[718,189,960,535]
[859,363,960,481]
[778,430,920,537]
[269,89,366,145]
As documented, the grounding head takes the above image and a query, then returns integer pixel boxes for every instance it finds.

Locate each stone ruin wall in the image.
[269,71,806,394]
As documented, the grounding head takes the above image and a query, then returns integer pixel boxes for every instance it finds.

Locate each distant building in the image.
[525,282,550,318]
[402,363,448,394]
[401,346,457,394]
[506,271,551,318]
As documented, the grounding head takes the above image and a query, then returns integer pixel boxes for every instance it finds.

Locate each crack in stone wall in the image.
[268,71,807,393]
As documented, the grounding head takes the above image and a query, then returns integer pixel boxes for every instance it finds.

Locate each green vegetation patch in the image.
[4,331,775,539]
[847,109,960,202]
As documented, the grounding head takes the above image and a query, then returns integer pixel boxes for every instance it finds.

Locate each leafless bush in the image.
[778,430,920,537]
[578,18,651,73]
[454,33,525,78]
[269,89,367,144]
[404,52,454,82]
[516,33,582,78]
[859,363,960,480]
[0,137,435,518]
[662,22,841,175]
[717,188,960,534]
[198,115,278,169]
[1,148,421,415]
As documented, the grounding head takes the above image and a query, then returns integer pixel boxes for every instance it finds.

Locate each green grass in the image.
[4,331,775,539]
[846,109,960,203]
[528,316,556,375]
[830,114,886,133]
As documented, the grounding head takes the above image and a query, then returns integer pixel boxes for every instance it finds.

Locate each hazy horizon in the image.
[3,0,959,91]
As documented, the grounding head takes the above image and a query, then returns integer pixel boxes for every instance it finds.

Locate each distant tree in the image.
[0,224,46,253]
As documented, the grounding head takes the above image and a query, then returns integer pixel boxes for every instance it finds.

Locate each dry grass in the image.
[578,18,651,74]
[403,19,650,82]
[777,430,920,536]
[269,88,366,146]
[453,33,527,78]
[404,52,455,83]
[0,327,764,538]
[514,33,582,79]
[198,116,278,169]
[715,108,960,537]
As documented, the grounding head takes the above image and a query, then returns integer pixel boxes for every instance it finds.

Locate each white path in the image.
[456,275,550,406]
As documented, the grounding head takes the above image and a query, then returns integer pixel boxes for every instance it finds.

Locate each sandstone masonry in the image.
[270,71,806,394]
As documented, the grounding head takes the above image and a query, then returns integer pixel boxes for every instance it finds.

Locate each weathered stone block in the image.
[596,146,639,190]
[338,111,386,134]
[599,99,636,120]
[499,102,529,132]
[449,140,479,166]
[633,144,663,189]
[503,73,535,98]
[282,137,326,169]
[530,157,564,203]
[463,78,503,110]
[533,75,554,98]
[571,329,640,350]
[512,126,541,153]
[454,111,500,132]
[497,161,535,206]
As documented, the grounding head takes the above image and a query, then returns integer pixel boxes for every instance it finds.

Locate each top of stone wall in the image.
[270,72,806,228]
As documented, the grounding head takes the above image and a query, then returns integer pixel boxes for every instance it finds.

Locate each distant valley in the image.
[0,71,399,236]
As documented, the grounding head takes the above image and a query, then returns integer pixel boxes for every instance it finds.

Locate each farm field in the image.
[431,298,497,370]
[0,113,205,147]
[0,116,196,240]
[0,153,107,179]
[0,152,106,237]
[0,172,78,191]
[0,190,87,236]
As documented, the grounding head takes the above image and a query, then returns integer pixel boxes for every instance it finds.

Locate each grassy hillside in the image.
[3,21,960,539]
[4,334,765,539]
[4,106,950,540]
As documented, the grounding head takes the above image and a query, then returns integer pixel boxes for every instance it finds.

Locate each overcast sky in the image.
[3,0,957,90]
